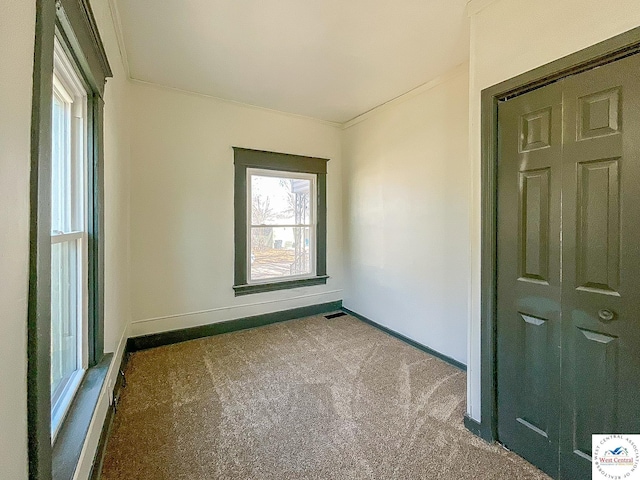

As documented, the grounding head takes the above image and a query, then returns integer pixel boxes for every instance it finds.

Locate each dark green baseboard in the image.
[91,301,476,478]
[463,414,494,442]
[127,301,343,352]
[342,307,467,372]
[91,300,342,476]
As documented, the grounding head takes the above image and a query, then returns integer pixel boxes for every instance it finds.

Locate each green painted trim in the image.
[490,28,640,103]
[88,399,114,480]
[232,148,329,296]
[233,162,248,286]
[463,414,492,442]
[57,0,112,96]
[233,276,329,295]
[28,1,112,477]
[52,354,112,480]
[479,88,499,444]
[87,96,105,366]
[478,26,640,445]
[316,174,327,276]
[127,301,343,352]
[233,147,328,174]
[89,350,129,480]
[28,1,57,478]
[342,308,467,372]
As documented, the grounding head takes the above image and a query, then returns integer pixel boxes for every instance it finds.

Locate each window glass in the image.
[249,171,315,282]
[50,241,78,402]
[50,38,88,438]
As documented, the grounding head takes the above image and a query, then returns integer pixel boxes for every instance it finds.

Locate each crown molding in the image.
[129,78,343,129]
[342,62,468,130]
[466,0,500,17]
[107,0,130,78]
[103,0,468,129]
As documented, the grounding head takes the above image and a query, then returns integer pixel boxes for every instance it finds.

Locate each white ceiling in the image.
[114,0,470,123]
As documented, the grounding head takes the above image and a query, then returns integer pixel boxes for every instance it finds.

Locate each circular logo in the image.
[594,435,640,479]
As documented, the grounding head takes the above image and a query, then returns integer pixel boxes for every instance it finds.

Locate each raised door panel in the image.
[576,159,620,295]
[572,328,619,460]
[517,313,551,438]
[519,169,550,284]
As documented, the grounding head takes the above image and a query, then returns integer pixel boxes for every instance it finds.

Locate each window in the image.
[233,148,329,295]
[50,38,89,439]
[248,169,316,281]
[29,0,111,476]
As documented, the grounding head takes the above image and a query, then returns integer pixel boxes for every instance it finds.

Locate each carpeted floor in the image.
[100,314,550,479]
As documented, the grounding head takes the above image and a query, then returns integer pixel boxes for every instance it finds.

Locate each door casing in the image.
[466,25,640,444]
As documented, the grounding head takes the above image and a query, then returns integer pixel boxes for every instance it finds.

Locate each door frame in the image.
[473,26,640,443]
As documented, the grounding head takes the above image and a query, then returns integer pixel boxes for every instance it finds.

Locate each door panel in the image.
[520,168,551,283]
[576,158,620,294]
[497,52,640,480]
[560,53,640,479]
[572,327,619,456]
[497,83,563,478]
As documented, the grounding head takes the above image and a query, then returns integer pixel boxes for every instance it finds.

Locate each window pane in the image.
[51,240,79,402]
[251,175,311,225]
[250,226,312,280]
[51,93,71,234]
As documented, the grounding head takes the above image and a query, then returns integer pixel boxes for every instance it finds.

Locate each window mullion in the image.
[51,231,83,244]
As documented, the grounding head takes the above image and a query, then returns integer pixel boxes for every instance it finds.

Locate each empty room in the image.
[2,0,640,479]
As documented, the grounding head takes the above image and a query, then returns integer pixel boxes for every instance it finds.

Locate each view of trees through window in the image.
[250,173,314,281]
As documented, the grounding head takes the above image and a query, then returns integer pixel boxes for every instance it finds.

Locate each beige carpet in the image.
[101,314,549,480]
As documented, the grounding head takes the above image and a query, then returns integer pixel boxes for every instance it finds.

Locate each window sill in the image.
[52,353,113,480]
[233,275,329,296]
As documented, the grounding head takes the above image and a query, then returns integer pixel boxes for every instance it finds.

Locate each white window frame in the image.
[50,37,89,441]
[246,168,317,284]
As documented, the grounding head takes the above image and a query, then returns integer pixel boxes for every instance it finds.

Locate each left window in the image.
[29,0,111,475]
[50,38,88,439]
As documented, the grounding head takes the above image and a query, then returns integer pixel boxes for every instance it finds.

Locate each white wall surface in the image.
[467,0,640,421]
[342,65,470,366]
[128,83,344,336]
[0,0,36,477]
[94,0,132,355]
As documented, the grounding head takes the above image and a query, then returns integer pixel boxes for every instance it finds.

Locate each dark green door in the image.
[559,53,640,479]
[497,81,563,478]
[497,53,640,480]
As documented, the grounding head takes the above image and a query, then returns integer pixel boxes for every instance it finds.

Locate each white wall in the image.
[96,0,132,356]
[341,65,470,365]
[128,83,344,336]
[467,0,640,421]
[0,0,36,477]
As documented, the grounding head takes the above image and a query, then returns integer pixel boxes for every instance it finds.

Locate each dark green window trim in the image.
[233,147,329,296]
[52,355,112,480]
[28,0,111,478]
